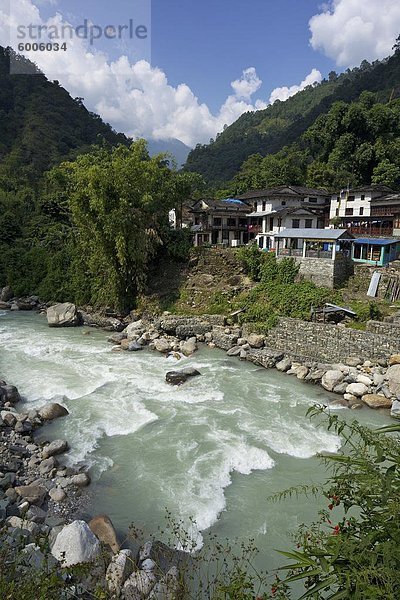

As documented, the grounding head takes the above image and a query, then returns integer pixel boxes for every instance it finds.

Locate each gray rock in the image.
[15,485,47,506]
[148,566,180,600]
[0,286,13,302]
[51,520,101,567]
[247,334,265,349]
[47,303,80,327]
[38,403,69,421]
[357,374,373,386]
[345,356,362,367]
[26,506,47,524]
[106,549,134,596]
[361,394,392,409]
[154,338,172,353]
[226,346,242,357]
[49,487,66,503]
[0,385,22,405]
[390,400,400,419]
[346,382,368,398]
[321,370,344,392]
[308,369,326,381]
[276,357,292,372]
[296,366,309,380]
[333,382,348,395]
[128,341,143,352]
[386,364,400,397]
[246,348,284,369]
[39,456,57,475]
[165,368,201,386]
[180,337,198,356]
[43,439,69,459]
[125,320,144,340]
[107,332,126,344]
[70,472,90,487]
[124,570,156,600]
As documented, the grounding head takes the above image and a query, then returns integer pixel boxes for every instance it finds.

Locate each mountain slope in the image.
[184,52,400,184]
[0,47,129,184]
[147,138,191,167]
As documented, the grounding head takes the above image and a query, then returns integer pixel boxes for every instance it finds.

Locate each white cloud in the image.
[269,68,322,104]
[309,0,400,67]
[0,0,323,147]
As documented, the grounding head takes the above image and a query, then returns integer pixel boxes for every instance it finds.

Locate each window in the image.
[292,219,300,228]
[269,217,274,230]
[361,194,365,200]
[308,197,318,203]
[345,208,353,216]
[335,208,339,216]
[281,200,286,206]
[347,195,355,201]
[359,207,364,216]
[262,201,266,211]
[305,219,313,228]
[239,218,247,227]
[213,217,222,226]
[227,217,236,227]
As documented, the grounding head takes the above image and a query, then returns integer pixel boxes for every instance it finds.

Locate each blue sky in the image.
[2,0,399,145]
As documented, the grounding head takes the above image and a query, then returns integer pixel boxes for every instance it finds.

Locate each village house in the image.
[329,184,396,236]
[237,185,329,250]
[190,198,251,247]
[275,228,354,288]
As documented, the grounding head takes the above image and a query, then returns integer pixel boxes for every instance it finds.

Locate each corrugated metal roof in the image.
[353,238,398,246]
[274,228,351,240]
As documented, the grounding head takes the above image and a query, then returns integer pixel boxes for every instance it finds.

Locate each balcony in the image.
[349,225,393,236]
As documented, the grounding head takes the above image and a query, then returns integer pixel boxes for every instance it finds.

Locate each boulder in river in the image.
[89,514,119,553]
[180,337,198,356]
[386,364,400,397]
[47,303,80,327]
[321,370,344,392]
[38,403,69,421]
[165,368,201,386]
[51,520,101,567]
[361,394,392,409]
[42,439,69,458]
[390,399,400,419]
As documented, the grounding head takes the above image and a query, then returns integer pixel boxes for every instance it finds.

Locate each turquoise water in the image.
[0,310,392,577]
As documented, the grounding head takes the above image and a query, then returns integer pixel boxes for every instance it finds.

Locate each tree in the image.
[66,141,190,311]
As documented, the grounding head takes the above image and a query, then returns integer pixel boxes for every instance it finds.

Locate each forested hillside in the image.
[226,91,400,194]
[0,46,128,185]
[184,48,400,184]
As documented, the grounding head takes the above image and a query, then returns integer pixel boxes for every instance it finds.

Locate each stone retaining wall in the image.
[262,318,400,363]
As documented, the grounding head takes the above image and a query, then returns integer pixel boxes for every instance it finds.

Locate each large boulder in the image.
[346,382,368,398]
[47,303,80,327]
[125,320,144,340]
[106,549,134,596]
[0,286,13,302]
[148,566,180,600]
[361,394,392,409]
[246,348,284,369]
[51,520,101,567]
[391,400,400,419]
[154,338,172,353]
[165,368,201,386]
[180,337,198,356]
[388,354,400,366]
[42,439,69,459]
[247,334,265,349]
[15,485,47,506]
[386,364,400,397]
[321,370,344,392]
[0,384,22,405]
[123,570,156,600]
[89,514,119,553]
[38,403,69,421]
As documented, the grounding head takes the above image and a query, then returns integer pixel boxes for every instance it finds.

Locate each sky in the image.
[1,0,400,147]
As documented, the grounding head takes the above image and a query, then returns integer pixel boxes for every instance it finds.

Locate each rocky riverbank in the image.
[0,378,184,599]
[106,313,400,420]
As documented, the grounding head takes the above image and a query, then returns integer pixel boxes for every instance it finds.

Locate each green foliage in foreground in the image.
[272,409,400,599]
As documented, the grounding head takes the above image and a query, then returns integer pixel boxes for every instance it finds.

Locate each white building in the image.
[329,184,394,234]
[238,185,329,249]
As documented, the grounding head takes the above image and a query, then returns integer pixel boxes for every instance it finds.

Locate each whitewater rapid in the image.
[1,311,389,556]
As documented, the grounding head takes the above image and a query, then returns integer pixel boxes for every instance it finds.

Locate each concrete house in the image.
[238,185,329,250]
[329,184,395,235]
[190,198,251,247]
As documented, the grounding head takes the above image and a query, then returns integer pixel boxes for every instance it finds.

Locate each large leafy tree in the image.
[66,141,191,311]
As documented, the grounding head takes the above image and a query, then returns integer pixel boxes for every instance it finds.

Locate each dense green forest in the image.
[0,47,196,311]
[0,47,129,185]
[224,91,400,195]
[185,47,400,185]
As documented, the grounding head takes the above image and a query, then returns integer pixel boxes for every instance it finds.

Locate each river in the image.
[0,310,392,578]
